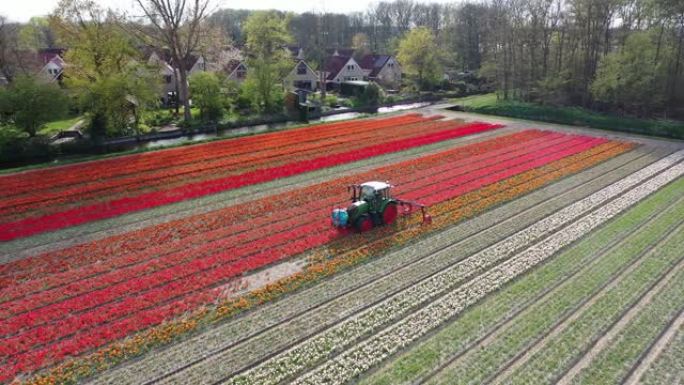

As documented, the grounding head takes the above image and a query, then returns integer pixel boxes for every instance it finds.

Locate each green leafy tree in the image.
[241,11,292,113]
[397,27,442,90]
[352,83,381,109]
[51,0,160,138]
[0,75,68,137]
[19,17,57,50]
[351,32,371,60]
[591,31,668,115]
[189,71,223,121]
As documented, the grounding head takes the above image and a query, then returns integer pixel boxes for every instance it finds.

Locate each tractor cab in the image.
[332,180,431,232]
[353,181,391,203]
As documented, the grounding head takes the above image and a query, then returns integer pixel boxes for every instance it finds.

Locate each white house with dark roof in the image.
[321,53,366,89]
[283,60,318,91]
[359,54,402,89]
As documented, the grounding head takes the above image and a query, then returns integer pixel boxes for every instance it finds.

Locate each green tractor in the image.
[331,181,431,232]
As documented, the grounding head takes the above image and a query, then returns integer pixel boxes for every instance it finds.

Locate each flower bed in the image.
[0,121,503,241]
[359,175,684,385]
[10,138,634,385]
[0,134,606,338]
[0,114,430,197]
[0,116,450,220]
[284,160,684,385]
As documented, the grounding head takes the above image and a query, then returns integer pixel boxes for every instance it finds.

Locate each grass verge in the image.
[451,93,684,140]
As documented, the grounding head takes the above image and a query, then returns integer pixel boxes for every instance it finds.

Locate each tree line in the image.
[1,0,683,137]
[210,0,684,118]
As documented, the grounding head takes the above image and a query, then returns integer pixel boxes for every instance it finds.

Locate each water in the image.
[136,102,433,151]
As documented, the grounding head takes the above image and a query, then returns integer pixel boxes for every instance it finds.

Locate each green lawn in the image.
[451,93,684,140]
[39,115,84,136]
[142,107,201,127]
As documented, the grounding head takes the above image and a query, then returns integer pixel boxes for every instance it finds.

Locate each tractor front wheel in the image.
[356,214,374,232]
[382,202,398,225]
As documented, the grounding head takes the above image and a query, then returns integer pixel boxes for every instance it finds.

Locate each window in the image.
[164,75,172,84]
[296,63,307,75]
[294,80,312,90]
[388,62,394,68]
[347,64,354,71]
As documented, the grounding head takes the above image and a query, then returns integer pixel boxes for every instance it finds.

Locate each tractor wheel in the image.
[356,215,374,232]
[382,202,398,225]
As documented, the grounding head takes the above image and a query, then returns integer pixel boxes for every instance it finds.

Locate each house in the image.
[37,48,67,83]
[185,55,207,75]
[282,46,318,91]
[321,52,366,90]
[145,49,179,106]
[359,54,402,89]
[283,60,318,91]
[143,47,209,105]
[224,59,248,83]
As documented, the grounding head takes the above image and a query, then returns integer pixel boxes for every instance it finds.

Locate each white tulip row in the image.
[226,152,684,385]
[291,160,684,385]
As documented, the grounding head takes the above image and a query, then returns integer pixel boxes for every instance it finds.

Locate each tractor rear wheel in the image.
[356,214,373,232]
[382,202,398,225]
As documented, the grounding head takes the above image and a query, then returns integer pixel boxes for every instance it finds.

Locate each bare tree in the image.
[133,0,212,121]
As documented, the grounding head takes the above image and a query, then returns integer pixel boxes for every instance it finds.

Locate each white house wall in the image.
[284,61,318,90]
[375,58,402,88]
[332,57,366,83]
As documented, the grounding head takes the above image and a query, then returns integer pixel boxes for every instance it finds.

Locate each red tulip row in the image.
[0,130,547,287]
[0,114,432,198]
[406,137,607,203]
[0,135,605,361]
[0,117,453,220]
[0,138,624,382]
[0,131,569,313]
[0,122,503,241]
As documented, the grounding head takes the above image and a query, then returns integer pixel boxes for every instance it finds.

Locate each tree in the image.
[241,11,292,113]
[351,32,371,60]
[51,0,160,138]
[0,75,69,137]
[591,31,667,115]
[397,27,441,90]
[19,17,57,50]
[189,71,223,121]
[133,0,212,122]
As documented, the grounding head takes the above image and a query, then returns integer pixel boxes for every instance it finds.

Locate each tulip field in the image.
[1,113,683,385]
